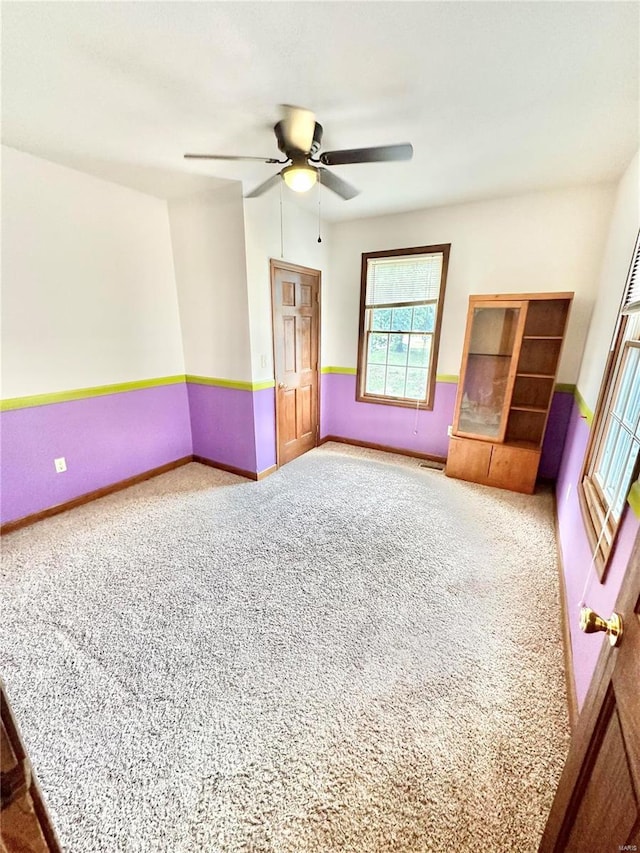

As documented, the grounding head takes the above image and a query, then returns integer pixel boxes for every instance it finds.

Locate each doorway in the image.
[270,259,321,467]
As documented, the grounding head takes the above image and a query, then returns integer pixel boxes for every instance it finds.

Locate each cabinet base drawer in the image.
[445,436,491,482]
[446,436,540,494]
[487,444,539,494]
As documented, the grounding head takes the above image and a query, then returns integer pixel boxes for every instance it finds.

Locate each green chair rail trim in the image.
[1,374,280,411]
[0,372,588,414]
[320,366,358,375]
[186,375,275,391]
[574,386,594,427]
[627,479,640,519]
[1,375,187,412]
[318,369,575,395]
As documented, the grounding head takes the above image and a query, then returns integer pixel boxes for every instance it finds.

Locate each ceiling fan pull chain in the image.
[279,181,284,258]
[317,173,322,243]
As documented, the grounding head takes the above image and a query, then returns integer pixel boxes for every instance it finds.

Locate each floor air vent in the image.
[419,460,445,471]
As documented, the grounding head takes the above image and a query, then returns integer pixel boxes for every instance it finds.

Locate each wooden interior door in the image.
[271,260,320,467]
[539,531,640,851]
[1,681,62,851]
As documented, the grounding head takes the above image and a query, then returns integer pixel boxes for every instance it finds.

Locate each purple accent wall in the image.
[320,374,457,457]
[539,391,574,479]
[2,380,277,525]
[253,387,277,472]
[321,373,572,472]
[555,400,639,709]
[187,383,257,473]
[1,383,192,525]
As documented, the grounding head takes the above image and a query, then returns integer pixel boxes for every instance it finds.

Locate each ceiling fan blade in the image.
[184,153,282,163]
[281,104,316,153]
[318,168,359,201]
[244,171,283,199]
[320,143,413,166]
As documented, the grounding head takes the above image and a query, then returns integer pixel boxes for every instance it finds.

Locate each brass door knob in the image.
[278,382,288,389]
[579,607,623,647]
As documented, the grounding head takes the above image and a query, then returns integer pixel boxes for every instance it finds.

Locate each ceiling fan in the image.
[184,106,413,200]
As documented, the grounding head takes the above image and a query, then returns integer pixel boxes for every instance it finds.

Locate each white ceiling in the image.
[2,2,638,222]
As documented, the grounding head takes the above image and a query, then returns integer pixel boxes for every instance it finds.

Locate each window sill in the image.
[577,480,615,584]
[356,392,434,412]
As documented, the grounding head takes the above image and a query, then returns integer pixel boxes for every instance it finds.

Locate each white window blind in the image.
[622,230,640,314]
[365,254,444,307]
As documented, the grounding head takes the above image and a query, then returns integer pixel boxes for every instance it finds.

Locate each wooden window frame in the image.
[578,233,640,582]
[356,244,450,410]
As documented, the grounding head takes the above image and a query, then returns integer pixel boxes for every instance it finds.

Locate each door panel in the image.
[565,701,637,851]
[283,316,296,373]
[299,385,313,437]
[540,536,640,852]
[300,316,312,369]
[282,280,295,306]
[271,262,320,466]
[281,389,297,446]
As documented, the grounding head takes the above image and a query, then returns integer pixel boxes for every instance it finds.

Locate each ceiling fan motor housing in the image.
[274,120,323,158]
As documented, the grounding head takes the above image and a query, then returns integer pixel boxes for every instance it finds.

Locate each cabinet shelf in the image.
[516,372,555,379]
[510,405,547,414]
[523,335,563,341]
[503,439,540,451]
[469,352,512,357]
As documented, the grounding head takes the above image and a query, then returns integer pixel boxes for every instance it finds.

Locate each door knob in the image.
[278,382,288,389]
[579,607,623,647]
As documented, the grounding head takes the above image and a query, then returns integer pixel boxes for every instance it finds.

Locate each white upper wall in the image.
[243,191,329,383]
[2,144,627,398]
[324,184,616,383]
[577,151,640,409]
[168,183,252,381]
[1,145,184,398]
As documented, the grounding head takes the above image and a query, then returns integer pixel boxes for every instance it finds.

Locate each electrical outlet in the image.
[447,425,453,437]
[54,457,67,473]
[260,354,267,369]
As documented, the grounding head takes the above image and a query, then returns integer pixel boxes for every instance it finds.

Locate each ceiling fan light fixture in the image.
[282,164,318,193]
[186,106,409,200]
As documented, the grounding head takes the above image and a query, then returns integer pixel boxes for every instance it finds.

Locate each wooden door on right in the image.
[539,533,639,851]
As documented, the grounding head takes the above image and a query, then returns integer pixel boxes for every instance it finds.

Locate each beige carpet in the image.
[0,443,570,852]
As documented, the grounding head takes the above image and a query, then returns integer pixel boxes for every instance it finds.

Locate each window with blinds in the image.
[580,230,640,578]
[356,245,450,409]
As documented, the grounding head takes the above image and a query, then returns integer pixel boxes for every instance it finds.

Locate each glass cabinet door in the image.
[456,303,522,439]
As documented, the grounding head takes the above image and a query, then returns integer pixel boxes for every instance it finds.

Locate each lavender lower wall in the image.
[1,380,275,525]
[0,383,192,525]
[539,391,574,479]
[321,374,573,476]
[556,400,639,708]
[253,388,277,472]
[188,383,257,473]
[0,372,578,535]
[320,375,457,457]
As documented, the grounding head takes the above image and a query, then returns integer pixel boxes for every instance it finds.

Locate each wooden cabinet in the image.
[446,292,573,494]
